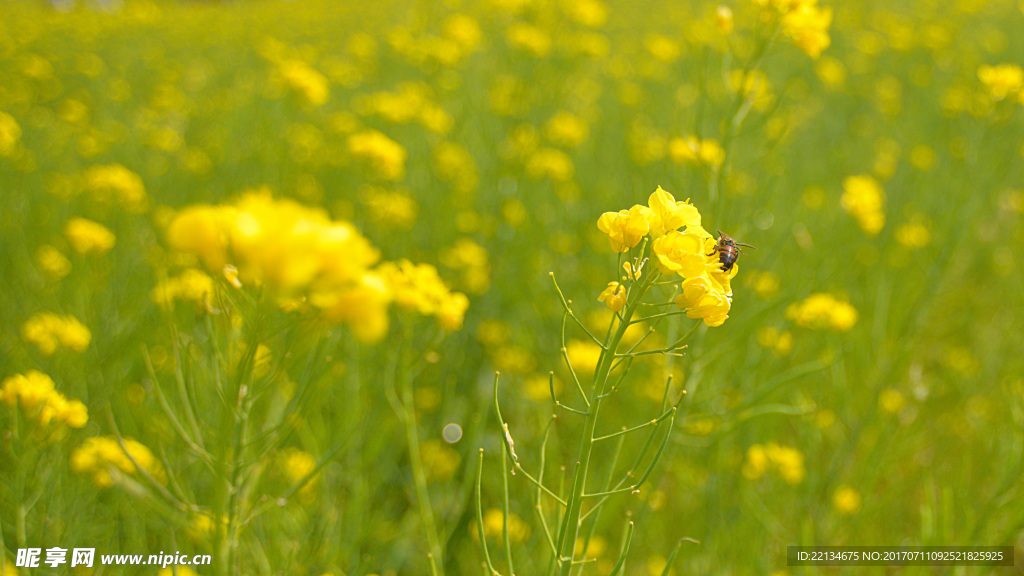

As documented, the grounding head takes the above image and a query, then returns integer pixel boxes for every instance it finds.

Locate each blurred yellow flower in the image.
[1,370,88,430]
[378,260,469,331]
[420,439,461,481]
[70,436,167,489]
[0,112,21,157]
[22,312,91,356]
[544,111,589,148]
[506,22,552,57]
[348,129,407,181]
[841,175,886,235]
[278,60,330,106]
[668,136,724,168]
[895,216,932,249]
[362,187,418,229]
[786,293,858,331]
[978,63,1024,101]
[83,163,147,213]
[525,147,574,181]
[151,269,215,311]
[742,442,805,485]
[566,339,603,377]
[482,508,531,542]
[35,245,71,281]
[716,6,734,35]
[878,389,906,414]
[64,217,116,256]
[833,485,862,515]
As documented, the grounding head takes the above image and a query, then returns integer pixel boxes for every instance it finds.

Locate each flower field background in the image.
[2,0,1024,574]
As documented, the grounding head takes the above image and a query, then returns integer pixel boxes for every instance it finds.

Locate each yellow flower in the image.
[978,63,1024,101]
[21,313,91,356]
[83,163,148,212]
[0,111,21,157]
[482,509,531,542]
[667,136,725,168]
[525,148,574,181]
[652,229,712,277]
[566,339,603,377]
[279,447,319,497]
[786,293,858,331]
[348,130,407,181]
[598,281,627,312]
[151,269,215,311]
[895,219,931,249]
[362,188,419,229]
[35,245,71,281]
[840,175,886,235]
[64,217,116,256]
[833,485,862,515]
[506,23,551,57]
[716,5,734,34]
[70,436,166,489]
[597,205,652,253]
[165,205,233,271]
[742,442,805,484]
[544,111,589,148]
[674,276,732,327]
[646,186,702,237]
[782,3,832,58]
[878,389,906,414]
[278,60,330,106]
[420,439,461,481]
[377,260,469,331]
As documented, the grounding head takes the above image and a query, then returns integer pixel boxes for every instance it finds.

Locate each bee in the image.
[711,231,755,272]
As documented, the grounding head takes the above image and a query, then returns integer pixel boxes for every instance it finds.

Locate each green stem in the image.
[400,358,446,575]
[555,271,655,575]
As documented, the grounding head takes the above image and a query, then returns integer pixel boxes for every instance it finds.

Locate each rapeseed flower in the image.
[978,63,1024,101]
[600,188,736,326]
[70,436,166,489]
[1,370,88,430]
[841,175,885,235]
[597,281,627,311]
[64,217,116,256]
[83,163,147,212]
[21,313,91,356]
[0,112,21,157]
[35,245,71,281]
[786,293,858,331]
[348,129,407,181]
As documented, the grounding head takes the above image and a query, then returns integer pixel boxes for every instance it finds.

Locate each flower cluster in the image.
[348,129,408,181]
[596,187,737,326]
[1,370,88,431]
[755,0,832,59]
[164,191,467,342]
[786,292,858,331]
[70,436,167,489]
[378,260,470,332]
[64,217,116,256]
[978,64,1024,103]
[83,163,148,213]
[840,175,885,235]
[741,442,806,485]
[0,111,21,157]
[597,187,737,327]
[21,312,91,356]
[150,269,215,311]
